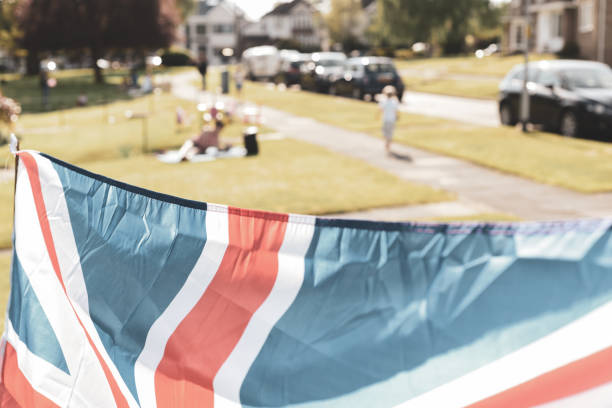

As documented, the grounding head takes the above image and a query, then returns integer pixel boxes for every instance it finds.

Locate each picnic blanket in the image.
[156,146,248,164]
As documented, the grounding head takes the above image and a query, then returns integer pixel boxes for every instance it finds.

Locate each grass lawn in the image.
[394,54,557,78]
[83,139,452,216]
[401,76,500,99]
[0,89,452,249]
[237,81,612,194]
[0,67,190,113]
[395,54,557,100]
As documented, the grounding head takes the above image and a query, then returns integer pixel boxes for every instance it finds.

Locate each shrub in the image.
[161,49,194,66]
[557,42,580,59]
[394,48,414,59]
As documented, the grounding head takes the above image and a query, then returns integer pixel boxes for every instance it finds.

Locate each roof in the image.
[194,0,245,17]
[196,1,216,16]
[263,0,311,17]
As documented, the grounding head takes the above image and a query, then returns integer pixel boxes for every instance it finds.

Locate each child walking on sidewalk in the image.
[378,85,400,154]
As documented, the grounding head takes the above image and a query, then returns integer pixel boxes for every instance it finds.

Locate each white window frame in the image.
[579,0,595,33]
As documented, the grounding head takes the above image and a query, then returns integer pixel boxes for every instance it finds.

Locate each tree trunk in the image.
[91,46,104,84]
[26,49,40,76]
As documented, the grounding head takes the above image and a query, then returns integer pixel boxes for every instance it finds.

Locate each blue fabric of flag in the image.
[49,160,210,403]
[241,219,612,407]
[8,250,69,374]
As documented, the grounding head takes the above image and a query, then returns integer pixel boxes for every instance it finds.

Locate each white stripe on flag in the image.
[396,299,612,408]
[14,156,118,408]
[5,320,72,406]
[34,153,140,408]
[134,204,230,408]
[535,381,612,408]
[213,214,316,406]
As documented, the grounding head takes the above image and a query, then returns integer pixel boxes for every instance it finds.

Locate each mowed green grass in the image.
[0,66,194,113]
[0,89,452,249]
[238,81,612,193]
[395,54,557,100]
[394,54,557,78]
[401,76,500,99]
[83,139,452,215]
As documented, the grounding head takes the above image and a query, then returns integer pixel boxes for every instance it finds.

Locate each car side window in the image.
[510,67,540,84]
[538,70,560,87]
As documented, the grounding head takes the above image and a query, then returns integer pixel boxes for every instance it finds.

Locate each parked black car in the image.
[278,53,310,86]
[498,60,612,139]
[328,57,405,101]
[300,52,347,93]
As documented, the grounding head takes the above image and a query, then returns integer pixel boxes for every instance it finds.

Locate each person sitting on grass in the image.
[177,118,226,161]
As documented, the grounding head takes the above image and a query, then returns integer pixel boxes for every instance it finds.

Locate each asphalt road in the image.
[401,91,500,127]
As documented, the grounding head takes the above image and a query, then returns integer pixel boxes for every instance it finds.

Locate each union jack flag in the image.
[3,150,612,407]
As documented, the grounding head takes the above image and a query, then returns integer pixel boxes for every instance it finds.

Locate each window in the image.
[196,24,206,35]
[213,24,233,33]
[579,0,594,32]
[537,69,560,87]
[515,24,524,47]
[550,12,562,38]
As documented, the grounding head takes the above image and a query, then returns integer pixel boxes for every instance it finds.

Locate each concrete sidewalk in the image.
[172,72,612,221]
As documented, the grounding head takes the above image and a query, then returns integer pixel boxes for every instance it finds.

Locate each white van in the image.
[242,46,281,81]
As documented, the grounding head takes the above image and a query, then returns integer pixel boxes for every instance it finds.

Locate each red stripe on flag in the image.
[0,343,57,408]
[469,345,612,408]
[18,152,129,408]
[155,208,289,407]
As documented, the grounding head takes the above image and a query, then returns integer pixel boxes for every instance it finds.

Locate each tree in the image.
[325,0,367,52]
[374,0,496,54]
[15,0,179,82]
[0,0,20,52]
[175,0,195,21]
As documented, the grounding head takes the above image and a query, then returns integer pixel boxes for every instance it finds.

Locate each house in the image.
[182,0,246,65]
[503,0,612,65]
[241,0,323,51]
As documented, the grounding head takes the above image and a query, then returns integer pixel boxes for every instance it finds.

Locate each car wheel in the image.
[352,88,363,100]
[559,110,579,138]
[499,103,517,126]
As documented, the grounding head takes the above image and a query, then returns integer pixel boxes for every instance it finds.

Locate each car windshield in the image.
[318,60,344,67]
[562,67,612,89]
[366,63,396,73]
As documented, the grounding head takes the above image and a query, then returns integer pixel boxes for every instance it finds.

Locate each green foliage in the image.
[557,41,580,59]
[15,0,180,81]
[161,48,194,67]
[0,0,20,52]
[374,0,504,54]
[175,0,195,21]
[325,0,368,52]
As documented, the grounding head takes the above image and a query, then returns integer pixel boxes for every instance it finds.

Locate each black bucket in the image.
[243,126,259,156]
